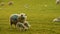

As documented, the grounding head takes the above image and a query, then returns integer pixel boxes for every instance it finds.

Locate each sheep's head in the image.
[18,13,27,23]
[20,13,27,18]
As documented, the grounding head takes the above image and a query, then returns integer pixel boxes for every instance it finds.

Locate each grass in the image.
[0,0,60,34]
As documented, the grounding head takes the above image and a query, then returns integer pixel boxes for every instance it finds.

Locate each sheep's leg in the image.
[9,21,13,30]
[14,23,17,29]
[10,21,13,28]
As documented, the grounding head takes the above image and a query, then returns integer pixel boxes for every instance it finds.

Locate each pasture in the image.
[0,0,60,34]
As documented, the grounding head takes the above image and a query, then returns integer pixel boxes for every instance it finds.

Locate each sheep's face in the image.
[20,15,25,20]
[18,13,27,23]
[20,13,26,19]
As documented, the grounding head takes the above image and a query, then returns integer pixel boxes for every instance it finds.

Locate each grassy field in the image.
[0,0,60,34]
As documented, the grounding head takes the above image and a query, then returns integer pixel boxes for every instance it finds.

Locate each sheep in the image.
[16,21,30,31]
[0,2,4,6]
[8,1,14,6]
[53,17,60,22]
[56,0,60,4]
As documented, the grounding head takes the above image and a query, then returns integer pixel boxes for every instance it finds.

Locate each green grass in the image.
[0,0,60,34]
